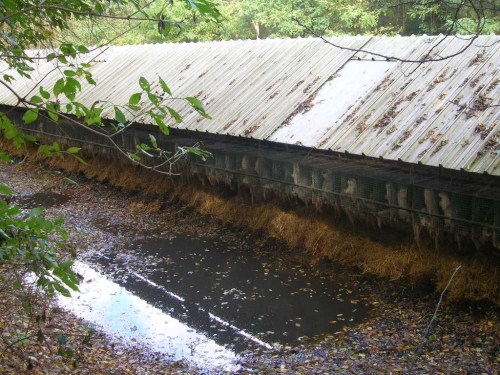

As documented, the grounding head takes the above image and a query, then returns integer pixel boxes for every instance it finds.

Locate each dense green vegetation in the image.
[67,0,499,46]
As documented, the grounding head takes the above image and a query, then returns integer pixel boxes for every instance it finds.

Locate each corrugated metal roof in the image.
[1,35,499,175]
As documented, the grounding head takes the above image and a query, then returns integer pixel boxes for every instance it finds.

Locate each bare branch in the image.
[408,265,462,374]
[295,18,479,64]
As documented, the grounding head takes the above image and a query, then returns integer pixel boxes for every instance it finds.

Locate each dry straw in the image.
[1,139,498,304]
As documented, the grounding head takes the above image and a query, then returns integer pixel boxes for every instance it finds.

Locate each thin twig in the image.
[409,265,462,373]
[296,18,479,64]
[423,265,462,338]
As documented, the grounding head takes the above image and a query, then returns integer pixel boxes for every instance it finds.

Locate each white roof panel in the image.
[1,35,498,175]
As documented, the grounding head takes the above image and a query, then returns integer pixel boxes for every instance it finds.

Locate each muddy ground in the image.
[0,161,498,374]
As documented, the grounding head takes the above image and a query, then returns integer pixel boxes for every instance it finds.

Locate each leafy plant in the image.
[0,177,82,369]
[1,0,219,173]
[0,183,77,298]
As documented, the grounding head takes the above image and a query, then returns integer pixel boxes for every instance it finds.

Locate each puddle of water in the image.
[16,191,69,209]
[87,234,368,351]
[58,261,240,373]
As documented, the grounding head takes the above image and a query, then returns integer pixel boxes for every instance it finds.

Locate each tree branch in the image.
[0,78,188,176]
[295,18,479,64]
[408,265,462,374]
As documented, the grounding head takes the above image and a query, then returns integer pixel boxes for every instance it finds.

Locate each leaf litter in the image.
[0,161,498,374]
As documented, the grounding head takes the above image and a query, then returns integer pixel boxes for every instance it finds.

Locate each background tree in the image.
[63,0,499,45]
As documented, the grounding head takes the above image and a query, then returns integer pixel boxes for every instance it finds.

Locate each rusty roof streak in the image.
[0,35,499,175]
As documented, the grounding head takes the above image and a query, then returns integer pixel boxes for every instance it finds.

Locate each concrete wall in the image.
[8,109,500,252]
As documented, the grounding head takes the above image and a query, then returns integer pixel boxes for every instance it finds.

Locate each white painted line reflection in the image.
[129,269,274,350]
[130,271,185,302]
[208,313,273,349]
[130,269,274,350]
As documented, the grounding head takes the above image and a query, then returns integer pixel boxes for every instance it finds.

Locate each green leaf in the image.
[186,96,212,119]
[147,92,160,106]
[85,72,96,85]
[186,96,204,109]
[60,43,76,58]
[185,147,212,160]
[46,102,60,121]
[137,144,153,157]
[114,107,127,124]
[0,184,13,196]
[30,95,43,104]
[139,76,151,92]
[66,147,81,154]
[3,74,14,83]
[128,93,142,110]
[73,102,86,118]
[38,144,52,157]
[0,115,23,146]
[64,77,81,101]
[63,177,78,185]
[156,118,170,135]
[39,86,50,99]
[77,45,89,53]
[54,267,79,291]
[147,110,170,135]
[0,152,11,163]
[128,152,141,161]
[22,299,32,313]
[3,74,15,83]
[71,155,88,166]
[167,107,183,123]
[53,282,71,297]
[0,228,11,240]
[22,109,39,124]
[85,107,103,126]
[29,206,44,217]
[159,77,172,96]
[48,111,59,121]
[149,134,158,148]
[188,0,222,20]
[24,134,36,142]
[53,78,65,97]
[162,23,173,37]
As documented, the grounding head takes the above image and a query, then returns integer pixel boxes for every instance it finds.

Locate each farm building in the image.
[1,34,499,251]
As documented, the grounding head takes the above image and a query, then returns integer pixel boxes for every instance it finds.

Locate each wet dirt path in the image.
[1,162,498,374]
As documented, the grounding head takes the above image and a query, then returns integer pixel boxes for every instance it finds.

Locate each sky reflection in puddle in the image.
[86,234,368,349]
[57,261,241,373]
